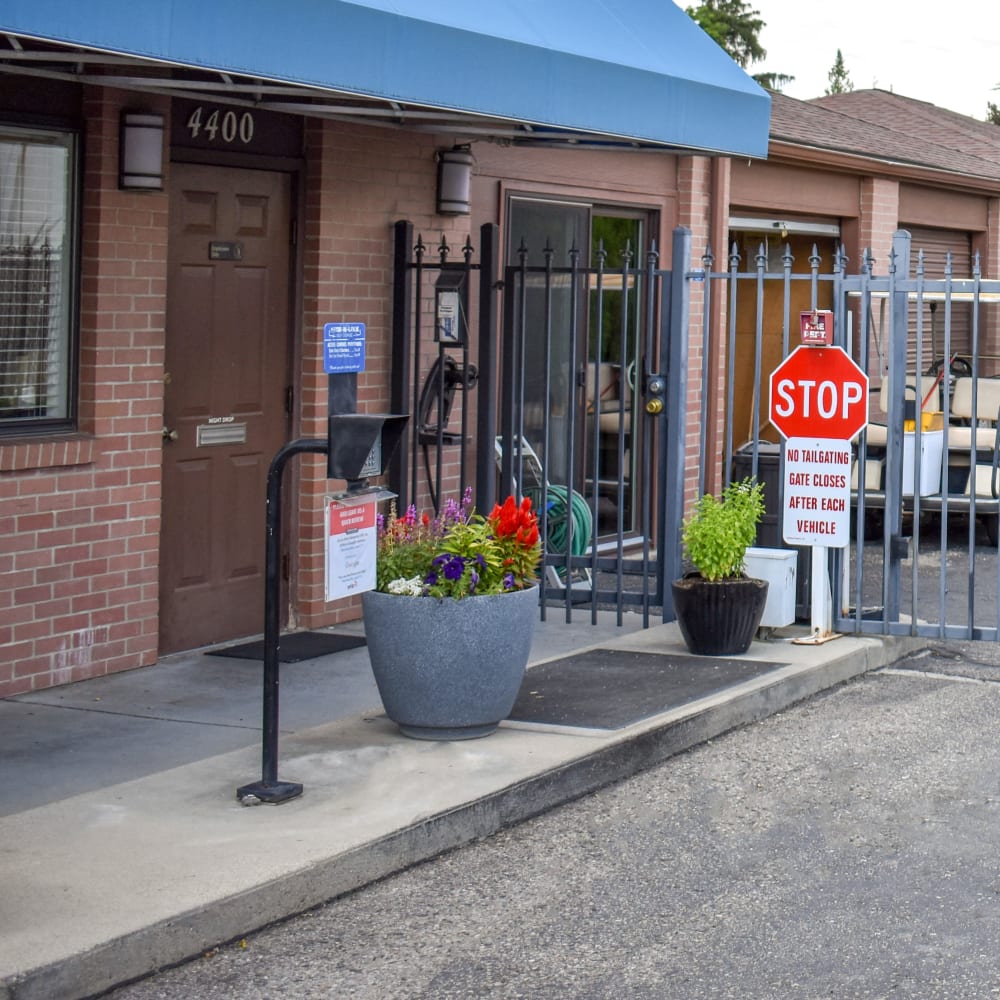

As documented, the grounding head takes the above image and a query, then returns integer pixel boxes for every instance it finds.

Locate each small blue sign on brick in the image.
[323,322,366,374]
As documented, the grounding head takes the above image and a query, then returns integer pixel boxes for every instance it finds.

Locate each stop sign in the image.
[769,345,869,440]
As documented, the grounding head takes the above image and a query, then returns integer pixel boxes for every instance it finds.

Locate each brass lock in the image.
[645,374,665,415]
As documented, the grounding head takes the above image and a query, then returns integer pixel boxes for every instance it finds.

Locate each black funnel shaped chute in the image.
[327,413,408,481]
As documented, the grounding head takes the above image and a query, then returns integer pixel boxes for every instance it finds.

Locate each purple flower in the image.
[443,555,465,581]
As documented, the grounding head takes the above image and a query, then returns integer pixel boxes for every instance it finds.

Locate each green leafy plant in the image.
[376,488,541,599]
[681,477,765,581]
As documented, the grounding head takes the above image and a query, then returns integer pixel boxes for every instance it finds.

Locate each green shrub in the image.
[681,477,765,581]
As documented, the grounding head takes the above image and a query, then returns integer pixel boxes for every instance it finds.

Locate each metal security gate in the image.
[838,231,1000,640]
[391,221,691,626]
[697,227,1000,642]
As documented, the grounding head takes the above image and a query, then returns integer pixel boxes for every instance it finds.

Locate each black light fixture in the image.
[119,111,165,191]
[436,145,473,215]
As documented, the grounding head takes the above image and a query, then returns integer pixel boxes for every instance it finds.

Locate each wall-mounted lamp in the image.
[120,111,165,191]
[436,145,473,216]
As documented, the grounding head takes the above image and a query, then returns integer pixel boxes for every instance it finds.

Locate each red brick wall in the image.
[294,122,688,628]
[0,87,167,696]
[296,121,451,627]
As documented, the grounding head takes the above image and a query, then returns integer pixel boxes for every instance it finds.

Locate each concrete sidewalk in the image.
[0,613,917,1000]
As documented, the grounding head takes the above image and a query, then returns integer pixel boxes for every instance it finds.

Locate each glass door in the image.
[505,198,649,540]
[586,214,643,536]
[506,198,587,489]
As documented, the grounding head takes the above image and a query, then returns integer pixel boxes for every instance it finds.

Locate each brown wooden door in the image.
[159,163,292,653]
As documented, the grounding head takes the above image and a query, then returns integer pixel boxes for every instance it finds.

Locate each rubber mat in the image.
[207,631,366,663]
[508,649,783,730]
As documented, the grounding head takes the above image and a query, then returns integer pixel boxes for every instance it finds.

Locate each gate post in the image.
[389,220,413,507]
[884,229,913,626]
[661,226,692,620]
[475,223,499,510]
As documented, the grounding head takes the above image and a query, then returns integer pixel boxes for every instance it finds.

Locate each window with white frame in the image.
[0,126,76,429]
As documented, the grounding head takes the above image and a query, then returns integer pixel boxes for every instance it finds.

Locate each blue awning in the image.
[0,0,770,157]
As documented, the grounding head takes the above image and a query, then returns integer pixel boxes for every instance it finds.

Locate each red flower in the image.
[519,524,540,548]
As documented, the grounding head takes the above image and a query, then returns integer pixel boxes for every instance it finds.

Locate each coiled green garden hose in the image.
[528,484,593,557]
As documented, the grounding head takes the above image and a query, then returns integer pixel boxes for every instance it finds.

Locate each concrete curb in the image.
[1,634,920,1000]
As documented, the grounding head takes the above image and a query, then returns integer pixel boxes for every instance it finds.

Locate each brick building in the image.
[8,7,1000,700]
[723,90,1000,445]
[0,2,768,696]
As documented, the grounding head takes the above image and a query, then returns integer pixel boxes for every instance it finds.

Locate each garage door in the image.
[904,225,972,374]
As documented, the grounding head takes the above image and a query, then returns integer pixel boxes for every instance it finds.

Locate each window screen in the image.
[0,126,75,428]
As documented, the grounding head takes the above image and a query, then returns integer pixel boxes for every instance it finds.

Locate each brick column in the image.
[973,197,1000,356]
[858,176,901,271]
[676,155,732,503]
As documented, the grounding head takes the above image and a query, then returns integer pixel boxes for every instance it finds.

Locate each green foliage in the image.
[754,72,795,91]
[376,491,541,599]
[681,477,765,581]
[987,102,1000,126]
[685,1,793,92]
[685,0,765,70]
[825,49,854,95]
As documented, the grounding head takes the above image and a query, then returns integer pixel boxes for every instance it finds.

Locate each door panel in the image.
[160,163,291,653]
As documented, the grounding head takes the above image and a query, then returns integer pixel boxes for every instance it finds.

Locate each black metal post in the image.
[662,227,691,622]
[236,437,327,805]
[390,220,413,507]
[476,223,499,511]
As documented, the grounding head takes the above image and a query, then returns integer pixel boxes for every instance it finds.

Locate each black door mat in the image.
[508,649,783,730]
[207,631,366,663]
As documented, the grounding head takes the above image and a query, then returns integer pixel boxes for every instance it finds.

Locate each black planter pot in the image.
[671,574,769,656]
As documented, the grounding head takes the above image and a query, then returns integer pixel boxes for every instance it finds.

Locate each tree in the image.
[825,49,854,95]
[754,70,796,91]
[686,0,794,90]
[987,102,1000,126]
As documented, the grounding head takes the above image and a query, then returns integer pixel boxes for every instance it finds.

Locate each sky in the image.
[684,0,1000,121]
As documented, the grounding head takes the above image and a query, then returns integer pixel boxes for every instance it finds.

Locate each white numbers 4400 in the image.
[186,107,255,145]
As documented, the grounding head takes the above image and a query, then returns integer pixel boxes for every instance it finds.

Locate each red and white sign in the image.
[800,309,833,345]
[782,437,851,547]
[325,496,377,601]
[769,345,869,441]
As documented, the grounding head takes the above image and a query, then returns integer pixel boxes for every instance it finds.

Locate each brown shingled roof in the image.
[768,88,1000,184]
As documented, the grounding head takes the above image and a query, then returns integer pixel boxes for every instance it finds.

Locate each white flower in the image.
[386,576,424,596]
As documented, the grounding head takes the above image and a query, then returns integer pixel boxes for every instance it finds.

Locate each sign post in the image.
[237,319,406,806]
[769,339,868,643]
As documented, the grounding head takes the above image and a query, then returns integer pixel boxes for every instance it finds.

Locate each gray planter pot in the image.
[361,585,539,740]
